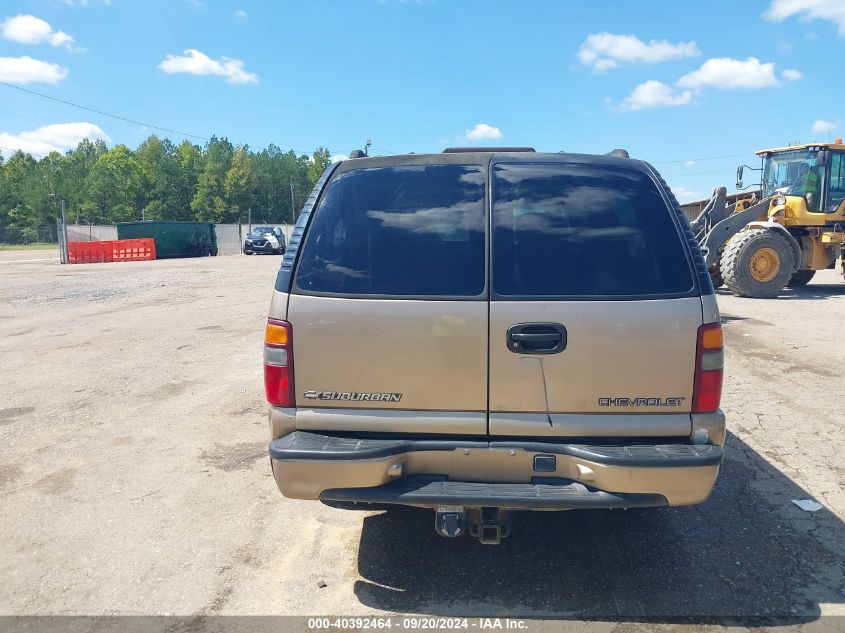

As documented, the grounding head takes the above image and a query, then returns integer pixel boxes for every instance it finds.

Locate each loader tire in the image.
[787,270,815,287]
[720,228,794,298]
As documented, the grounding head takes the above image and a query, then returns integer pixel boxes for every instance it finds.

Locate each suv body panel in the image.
[287,294,487,419]
[268,151,724,512]
[488,298,700,419]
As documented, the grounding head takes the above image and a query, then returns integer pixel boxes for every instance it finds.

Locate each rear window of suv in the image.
[492,162,694,298]
[295,164,486,297]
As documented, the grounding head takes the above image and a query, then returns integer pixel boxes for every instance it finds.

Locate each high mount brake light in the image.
[692,323,723,413]
[264,319,294,407]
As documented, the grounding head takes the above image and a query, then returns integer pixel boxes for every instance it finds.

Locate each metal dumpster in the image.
[115,221,218,259]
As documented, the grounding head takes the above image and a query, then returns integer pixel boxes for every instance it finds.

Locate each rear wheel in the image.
[720,228,795,298]
[787,270,815,287]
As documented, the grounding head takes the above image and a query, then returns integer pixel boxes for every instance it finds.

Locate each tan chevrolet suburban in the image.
[264,148,725,544]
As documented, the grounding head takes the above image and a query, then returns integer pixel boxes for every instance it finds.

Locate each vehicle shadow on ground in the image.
[717,284,845,301]
[351,432,844,621]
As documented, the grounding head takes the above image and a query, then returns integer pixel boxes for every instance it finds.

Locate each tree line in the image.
[0,135,333,229]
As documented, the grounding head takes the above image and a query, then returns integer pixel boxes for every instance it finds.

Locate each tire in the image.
[709,268,724,289]
[787,270,815,287]
[720,228,795,298]
[243,248,254,255]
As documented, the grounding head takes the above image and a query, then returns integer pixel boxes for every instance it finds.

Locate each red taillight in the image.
[264,319,294,407]
[692,323,723,413]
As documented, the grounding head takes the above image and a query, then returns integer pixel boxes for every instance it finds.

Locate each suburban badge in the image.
[303,391,402,403]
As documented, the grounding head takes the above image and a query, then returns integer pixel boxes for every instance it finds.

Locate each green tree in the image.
[136,135,184,220]
[56,138,107,222]
[307,147,331,185]
[224,147,255,221]
[191,136,233,222]
[174,140,204,219]
[85,145,141,222]
[1,151,56,227]
[0,134,335,232]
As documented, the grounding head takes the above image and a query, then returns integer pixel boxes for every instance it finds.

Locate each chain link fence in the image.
[0,226,59,246]
[1,222,294,256]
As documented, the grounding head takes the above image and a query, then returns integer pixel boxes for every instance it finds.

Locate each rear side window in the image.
[492,163,694,297]
[295,164,486,297]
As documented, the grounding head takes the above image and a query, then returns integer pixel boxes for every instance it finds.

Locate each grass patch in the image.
[0,243,59,251]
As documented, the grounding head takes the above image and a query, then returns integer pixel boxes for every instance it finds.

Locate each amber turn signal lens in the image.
[265,320,289,346]
[700,325,723,350]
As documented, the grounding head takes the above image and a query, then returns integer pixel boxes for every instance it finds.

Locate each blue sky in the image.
[0,0,843,202]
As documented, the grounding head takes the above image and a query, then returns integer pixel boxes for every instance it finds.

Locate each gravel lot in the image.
[1,253,843,629]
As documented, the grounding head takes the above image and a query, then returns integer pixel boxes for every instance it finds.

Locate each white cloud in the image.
[677,57,778,90]
[672,186,703,203]
[1,15,74,49]
[764,0,845,37]
[685,160,696,167]
[235,9,247,18]
[158,49,258,84]
[617,56,794,111]
[812,119,837,134]
[577,32,699,71]
[0,56,68,83]
[620,80,692,111]
[464,123,502,141]
[331,153,349,162]
[0,122,109,157]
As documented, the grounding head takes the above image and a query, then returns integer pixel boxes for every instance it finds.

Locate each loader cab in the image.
[757,143,845,214]
[759,147,825,211]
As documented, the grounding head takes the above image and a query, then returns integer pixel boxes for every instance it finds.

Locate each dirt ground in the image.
[0,253,843,629]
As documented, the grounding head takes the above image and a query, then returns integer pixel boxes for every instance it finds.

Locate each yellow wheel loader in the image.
[693,142,845,298]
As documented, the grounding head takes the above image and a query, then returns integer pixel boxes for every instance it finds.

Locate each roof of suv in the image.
[333,151,651,173]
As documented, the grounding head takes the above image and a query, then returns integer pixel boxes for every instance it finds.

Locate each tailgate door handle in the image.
[507,323,567,354]
[510,332,561,342]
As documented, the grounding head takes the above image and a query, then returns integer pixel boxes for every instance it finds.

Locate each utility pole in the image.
[247,208,252,232]
[289,179,295,224]
[365,139,372,156]
[60,200,69,265]
[142,208,146,222]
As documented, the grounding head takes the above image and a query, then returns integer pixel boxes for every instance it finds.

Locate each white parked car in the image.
[243,226,286,255]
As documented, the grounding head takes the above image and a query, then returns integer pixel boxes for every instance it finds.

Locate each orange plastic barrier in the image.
[68,241,113,263]
[67,238,156,264]
[111,238,156,262]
